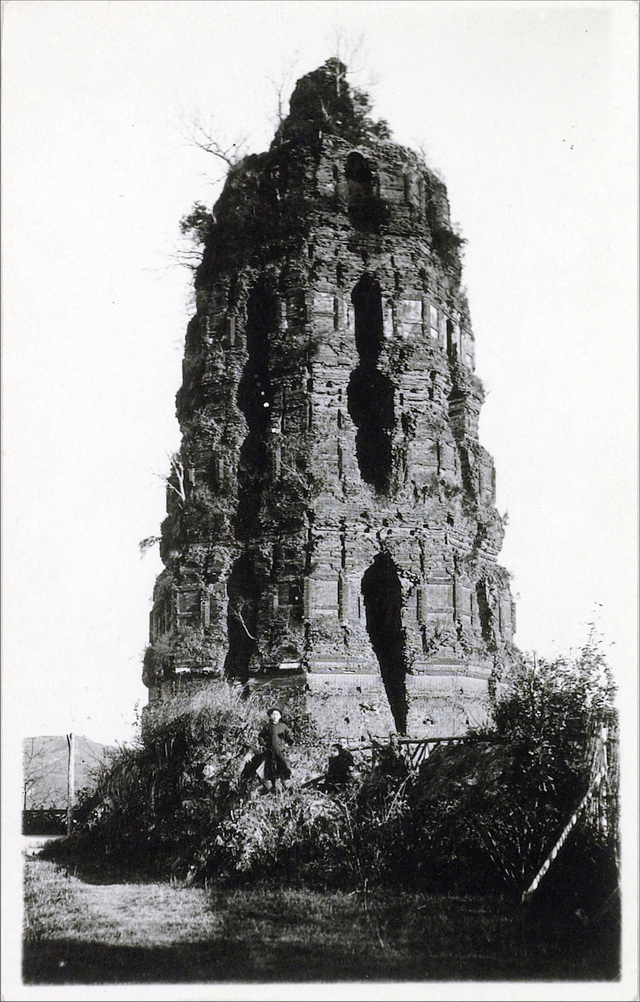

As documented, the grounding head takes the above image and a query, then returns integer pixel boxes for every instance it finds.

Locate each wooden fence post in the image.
[66,732,75,837]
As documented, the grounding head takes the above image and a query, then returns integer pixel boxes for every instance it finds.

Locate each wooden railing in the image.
[22,809,67,836]
[345,733,502,772]
[395,735,501,770]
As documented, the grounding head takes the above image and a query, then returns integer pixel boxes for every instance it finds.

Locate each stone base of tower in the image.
[405,671,493,737]
[292,669,492,742]
[145,664,494,742]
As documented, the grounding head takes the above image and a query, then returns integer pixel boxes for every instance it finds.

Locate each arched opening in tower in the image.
[236,281,277,536]
[362,553,408,734]
[352,273,383,362]
[347,275,395,493]
[447,387,475,501]
[346,153,374,206]
[225,553,260,682]
[344,152,386,231]
[475,580,496,650]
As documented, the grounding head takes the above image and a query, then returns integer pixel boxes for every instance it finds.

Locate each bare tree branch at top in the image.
[166,454,187,505]
[179,113,249,168]
[265,55,300,130]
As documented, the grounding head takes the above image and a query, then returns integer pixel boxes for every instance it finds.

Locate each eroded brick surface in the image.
[144,61,517,739]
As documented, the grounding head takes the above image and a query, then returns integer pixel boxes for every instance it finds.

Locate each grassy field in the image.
[22,855,619,985]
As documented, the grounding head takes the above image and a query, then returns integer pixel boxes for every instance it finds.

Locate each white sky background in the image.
[3,0,637,748]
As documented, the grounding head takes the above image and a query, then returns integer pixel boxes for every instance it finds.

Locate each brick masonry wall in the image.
[143,62,517,738]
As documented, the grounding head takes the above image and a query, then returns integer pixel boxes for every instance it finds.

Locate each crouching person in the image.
[318,743,355,793]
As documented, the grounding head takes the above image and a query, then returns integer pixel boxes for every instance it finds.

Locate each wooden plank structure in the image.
[22,809,67,836]
[521,723,616,904]
[394,735,501,770]
[346,733,502,771]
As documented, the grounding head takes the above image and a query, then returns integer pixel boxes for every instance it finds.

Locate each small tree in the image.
[177,202,214,272]
[492,629,617,804]
[22,737,60,810]
[472,631,618,891]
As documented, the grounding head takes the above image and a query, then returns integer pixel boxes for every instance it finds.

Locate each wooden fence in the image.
[346,733,502,772]
[394,734,501,770]
[22,809,67,836]
[522,723,619,903]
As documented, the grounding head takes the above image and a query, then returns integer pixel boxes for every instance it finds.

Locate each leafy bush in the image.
[47,633,618,917]
[194,761,416,891]
[492,629,616,793]
[402,631,619,898]
[196,790,345,886]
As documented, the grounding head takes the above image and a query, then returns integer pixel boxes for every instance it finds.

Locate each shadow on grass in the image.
[25,857,621,985]
[25,936,446,984]
[40,843,170,887]
[23,925,620,986]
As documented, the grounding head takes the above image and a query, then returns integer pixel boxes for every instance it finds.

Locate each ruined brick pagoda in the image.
[143,60,517,738]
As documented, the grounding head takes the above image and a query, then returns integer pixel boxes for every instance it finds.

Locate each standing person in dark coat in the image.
[259,707,294,792]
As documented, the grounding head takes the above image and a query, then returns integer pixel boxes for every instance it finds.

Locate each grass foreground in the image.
[23,855,619,984]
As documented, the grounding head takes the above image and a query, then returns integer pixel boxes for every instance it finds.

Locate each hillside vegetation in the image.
[44,636,618,925]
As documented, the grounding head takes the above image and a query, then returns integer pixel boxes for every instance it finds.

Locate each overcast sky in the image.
[3,0,637,747]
